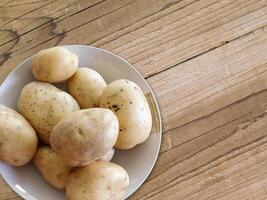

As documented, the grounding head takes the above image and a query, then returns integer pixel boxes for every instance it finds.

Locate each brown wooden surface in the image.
[1,0,267,199]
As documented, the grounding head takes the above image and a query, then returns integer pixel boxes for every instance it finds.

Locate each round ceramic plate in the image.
[0,45,162,200]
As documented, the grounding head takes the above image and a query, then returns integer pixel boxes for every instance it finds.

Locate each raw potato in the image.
[32,47,78,83]
[66,161,129,200]
[34,146,74,189]
[99,148,115,162]
[17,81,80,144]
[100,79,152,149]
[50,108,119,166]
[68,67,107,108]
[0,104,38,166]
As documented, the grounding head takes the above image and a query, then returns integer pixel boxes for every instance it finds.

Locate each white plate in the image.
[0,45,162,200]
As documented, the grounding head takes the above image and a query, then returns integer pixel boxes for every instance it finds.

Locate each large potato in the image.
[0,104,38,166]
[34,146,74,189]
[68,67,107,108]
[32,47,78,83]
[66,161,129,200]
[99,79,152,149]
[17,81,80,144]
[50,108,119,166]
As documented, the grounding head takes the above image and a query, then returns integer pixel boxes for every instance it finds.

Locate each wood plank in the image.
[0,0,103,44]
[1,0,266,82]
[0,0,184,45]
[104,0,267,76]
[0,0,180,80]
[129,26,267,199]
[141,141,267,200]
[152,27,267,133]
[0,0,15,7]
[0,176,21,200]
[0,0,53,27]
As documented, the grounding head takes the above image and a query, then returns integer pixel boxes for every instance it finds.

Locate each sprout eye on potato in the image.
[50,108,119,167]
[34,146,74,190]
[66,161,129,200]
[32,47,78,83]
[17,81,80,144]
[0,104,38,166]
[100,79,152,149]
[68,67,107,108]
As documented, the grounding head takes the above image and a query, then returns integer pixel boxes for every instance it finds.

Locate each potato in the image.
[17,81,80,144]
[0,104,38,166]
[50,108,119,166]
[66,161,129,200]
[99,79,152,149]
[32,47,78,83]
[99,148,115,162]
[34,146,74,189]
[68,67,107,108]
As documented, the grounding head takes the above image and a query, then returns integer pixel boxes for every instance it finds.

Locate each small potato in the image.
[34,146,74,189]
[50,108,119,166]
[68,67,107,108]
[100,79,152,149]
[98,148,115,162]
[17,81,80,144]
[66,161,129,200]
[0,104,38,166]
[32,47,78,83]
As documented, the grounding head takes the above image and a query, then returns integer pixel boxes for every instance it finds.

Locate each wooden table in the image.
[1,0,267,199]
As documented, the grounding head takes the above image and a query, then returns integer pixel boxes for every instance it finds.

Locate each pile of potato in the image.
[0,47,152,200]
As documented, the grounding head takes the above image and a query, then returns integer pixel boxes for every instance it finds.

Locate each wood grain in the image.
[1,0,267,199]
[133,27,267,200]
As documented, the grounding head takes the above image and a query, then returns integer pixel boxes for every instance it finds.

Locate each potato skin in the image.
[0,104,38,166]
[34,146,74,189]
[66,161,129,200]
[50,108,119,166]
[17,81,80,144]
[98,148,114,162]
[99,79,152,149]
[32,47,78,83]
[68,68,107,108]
